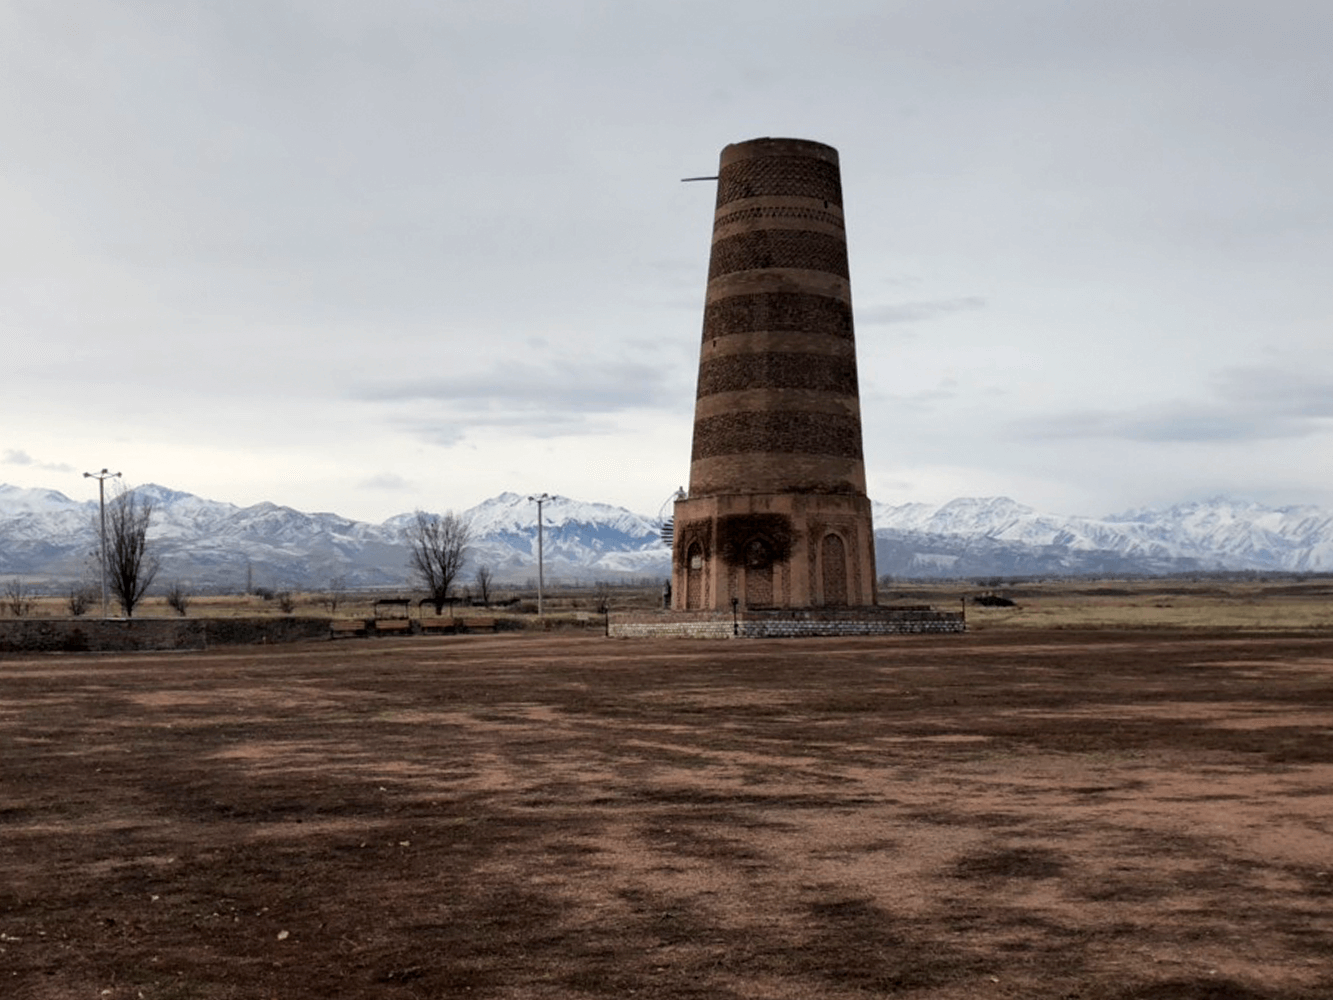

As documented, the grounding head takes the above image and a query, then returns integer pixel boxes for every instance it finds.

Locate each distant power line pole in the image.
[527,493,550,615]
[83,468,122,618]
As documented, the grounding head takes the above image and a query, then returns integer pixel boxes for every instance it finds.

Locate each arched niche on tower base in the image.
[820,532,849,606]
[743,536,775,608]
[685,541,705,611]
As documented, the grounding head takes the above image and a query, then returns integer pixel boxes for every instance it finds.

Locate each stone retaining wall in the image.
[608,609,965,639]
[0,617,331,654]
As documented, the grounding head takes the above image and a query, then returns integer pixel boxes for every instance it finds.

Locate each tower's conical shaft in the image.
[689,137,866,497]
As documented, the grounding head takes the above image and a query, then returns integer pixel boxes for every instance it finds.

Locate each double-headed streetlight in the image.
[527,493,550,615]
[83,468,121,618]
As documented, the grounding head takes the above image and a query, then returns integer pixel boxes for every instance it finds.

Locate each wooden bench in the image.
[372,619,413,634]
[418,617,459,634]
[329,619,369,638]
[460,617,499,633]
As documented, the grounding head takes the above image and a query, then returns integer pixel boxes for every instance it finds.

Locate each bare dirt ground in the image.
[2,629,1332,999]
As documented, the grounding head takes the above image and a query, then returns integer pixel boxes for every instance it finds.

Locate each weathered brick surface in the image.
[672,492,877,610]
[686,454,866,498]
[715,151,842,207]
[696,352,858,397]
[702,292,853,341]
[714,204,844,232]
[707,229,849,281]
[691,411,863,461]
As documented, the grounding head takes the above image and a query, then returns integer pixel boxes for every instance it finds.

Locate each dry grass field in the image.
[941,579,1333,632]
[3,616,1332,999]
[15,576,1333,632]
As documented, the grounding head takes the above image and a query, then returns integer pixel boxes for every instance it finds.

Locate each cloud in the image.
[359,473,413,491]
[1214,366,1333,418]
[392,423,469,449]
[353,355,685,445]
[1120,410,1284,444]
[3,448,74,473]
[865,378,963,413]
[858,297,987,326]
[1016,365,1333,443]
[4,2,1333,521]
[394,410,630,449]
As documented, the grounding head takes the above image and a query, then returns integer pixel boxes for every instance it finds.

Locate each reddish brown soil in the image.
[2,629,1332,999]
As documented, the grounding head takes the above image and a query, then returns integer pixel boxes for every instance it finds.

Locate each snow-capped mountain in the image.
[0,485,667,591]
[454,492,667,578]
[870,496,1333,577]
[2,483,1332,591]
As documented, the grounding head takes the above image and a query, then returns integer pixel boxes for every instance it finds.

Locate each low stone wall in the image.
[0,617,331,654]
[608,607,966,639]
[610,618,737,640]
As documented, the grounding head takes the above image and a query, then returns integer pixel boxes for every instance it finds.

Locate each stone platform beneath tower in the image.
[608,605,965,640]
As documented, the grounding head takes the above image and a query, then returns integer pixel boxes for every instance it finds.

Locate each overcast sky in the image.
[3,1,1331,523]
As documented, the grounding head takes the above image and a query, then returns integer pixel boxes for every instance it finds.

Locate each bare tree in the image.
[5,578,34,617]
[106,488,160,618]
[165,581,190,616]
[320,575,348,614]
[405,510,471,614]
[474,565,493,607]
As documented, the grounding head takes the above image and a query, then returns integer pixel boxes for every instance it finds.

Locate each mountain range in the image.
[2,484,1331,593]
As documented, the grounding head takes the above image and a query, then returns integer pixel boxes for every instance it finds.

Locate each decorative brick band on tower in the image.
[673,137,878,612]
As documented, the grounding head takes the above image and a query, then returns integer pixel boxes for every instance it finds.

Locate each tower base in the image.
[671,492,877,611]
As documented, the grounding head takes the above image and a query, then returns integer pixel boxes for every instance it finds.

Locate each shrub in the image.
[67,586,95,617]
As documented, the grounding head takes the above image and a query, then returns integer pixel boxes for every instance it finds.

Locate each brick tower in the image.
[672,137,878,611]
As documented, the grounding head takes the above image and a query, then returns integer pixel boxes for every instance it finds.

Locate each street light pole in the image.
[527,493,550,615]
[83,468,121,618]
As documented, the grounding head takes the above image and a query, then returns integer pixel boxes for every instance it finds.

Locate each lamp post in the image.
[83,468,121,618]
[527,493,550,615]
